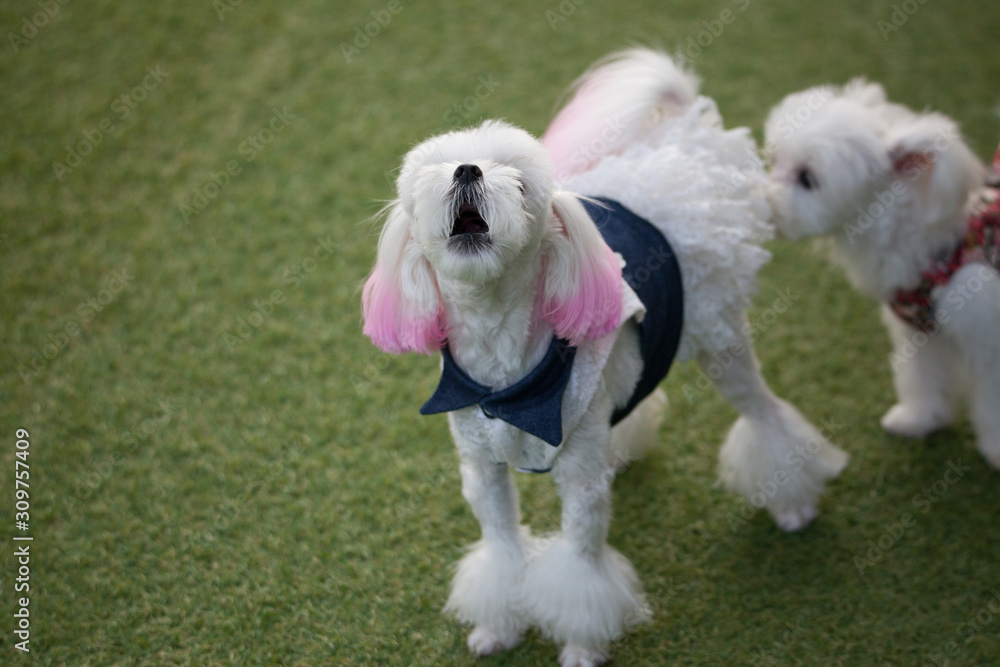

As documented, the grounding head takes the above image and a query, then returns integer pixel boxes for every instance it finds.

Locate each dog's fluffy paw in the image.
[771,503,819,532]
[880,403,951,439]
[467,626,521,656]
[559,644,608,667]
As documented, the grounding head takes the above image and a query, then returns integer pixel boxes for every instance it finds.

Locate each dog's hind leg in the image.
[968,359,1000,468]
[445,456,530,656]
[879,306,958,439]
[523,396,651,667]
[702,324,849,532]
[609,387,668,471]
[939,264,1000,468]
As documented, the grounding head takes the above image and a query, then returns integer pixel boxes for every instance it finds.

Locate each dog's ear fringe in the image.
[361,201,445,355]
[885,115,987,225]
[887,113,986,230]
[541,191,623,346]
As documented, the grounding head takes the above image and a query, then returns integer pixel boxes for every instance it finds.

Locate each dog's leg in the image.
[938,264,1000,467]
[523,400,650,667]
[609,387,668,471]
[445,456,529,656]
[704,325,849,532]
[967,357,1000,468]
[968,360,1000,468]
[879,306,958,439]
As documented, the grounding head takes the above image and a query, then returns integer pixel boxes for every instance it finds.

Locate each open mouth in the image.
[448,202,491,254]
[451,202,489,236]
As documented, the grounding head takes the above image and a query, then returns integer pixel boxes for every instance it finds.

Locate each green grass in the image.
[1,0,999,664]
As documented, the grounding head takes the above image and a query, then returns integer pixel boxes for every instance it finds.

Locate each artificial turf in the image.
[1,0,999,664]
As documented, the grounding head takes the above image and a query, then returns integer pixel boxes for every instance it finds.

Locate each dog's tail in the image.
[543,47,700,181]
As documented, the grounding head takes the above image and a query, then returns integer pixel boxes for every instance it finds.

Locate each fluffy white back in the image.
[559,97,773,362]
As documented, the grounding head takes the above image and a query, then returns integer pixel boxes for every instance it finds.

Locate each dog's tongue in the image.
[453,203,488,235]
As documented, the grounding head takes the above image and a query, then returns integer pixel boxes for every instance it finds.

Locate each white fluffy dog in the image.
[765,80,1000,467]
[362,49,847,666]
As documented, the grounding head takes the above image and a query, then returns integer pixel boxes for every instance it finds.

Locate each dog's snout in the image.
[454,164,483,185]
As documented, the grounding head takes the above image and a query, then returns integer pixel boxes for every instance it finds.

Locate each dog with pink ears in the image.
[362,48,848,667]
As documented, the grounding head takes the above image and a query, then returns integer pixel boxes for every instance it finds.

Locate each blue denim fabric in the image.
[420,197,684,447]
[420,338,575,446]
[583,198,684,424]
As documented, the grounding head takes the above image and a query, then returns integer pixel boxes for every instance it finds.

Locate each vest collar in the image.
[420,337,576,446]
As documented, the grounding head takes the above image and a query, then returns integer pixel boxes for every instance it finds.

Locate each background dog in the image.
[765,80,1000,467]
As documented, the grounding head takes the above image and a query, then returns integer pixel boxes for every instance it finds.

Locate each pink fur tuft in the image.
[361,203,446,355]
[542,191,623,346]
[362,266,445,355]
[543,85,611,178]
[543,243,622,346]
[543,48,699,180]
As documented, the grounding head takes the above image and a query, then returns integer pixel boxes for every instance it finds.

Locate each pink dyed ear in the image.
[541,191,622,346]
[361,203,445,354]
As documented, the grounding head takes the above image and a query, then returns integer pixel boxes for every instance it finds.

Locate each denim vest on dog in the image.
[421,198,684,469]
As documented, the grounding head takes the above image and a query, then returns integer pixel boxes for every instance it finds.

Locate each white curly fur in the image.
[555,95,774,363]
[549,48,848,536]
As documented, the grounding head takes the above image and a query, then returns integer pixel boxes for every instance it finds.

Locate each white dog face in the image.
[764,83,894,239]
[764,80,984,243]
[396,121,555,283]
[362,120,624,355]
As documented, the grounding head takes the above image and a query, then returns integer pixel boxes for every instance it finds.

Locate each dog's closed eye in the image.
[796,168,819,191]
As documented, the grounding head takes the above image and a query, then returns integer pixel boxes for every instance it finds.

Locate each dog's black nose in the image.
[454,164,483,185]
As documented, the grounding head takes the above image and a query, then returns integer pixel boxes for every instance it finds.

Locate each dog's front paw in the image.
[771,503,819,532]
[467,625,521,656]
[559,644,608,667]
[880,403,951,439]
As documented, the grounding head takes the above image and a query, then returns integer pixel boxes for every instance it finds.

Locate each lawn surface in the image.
[1,1,999,664]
